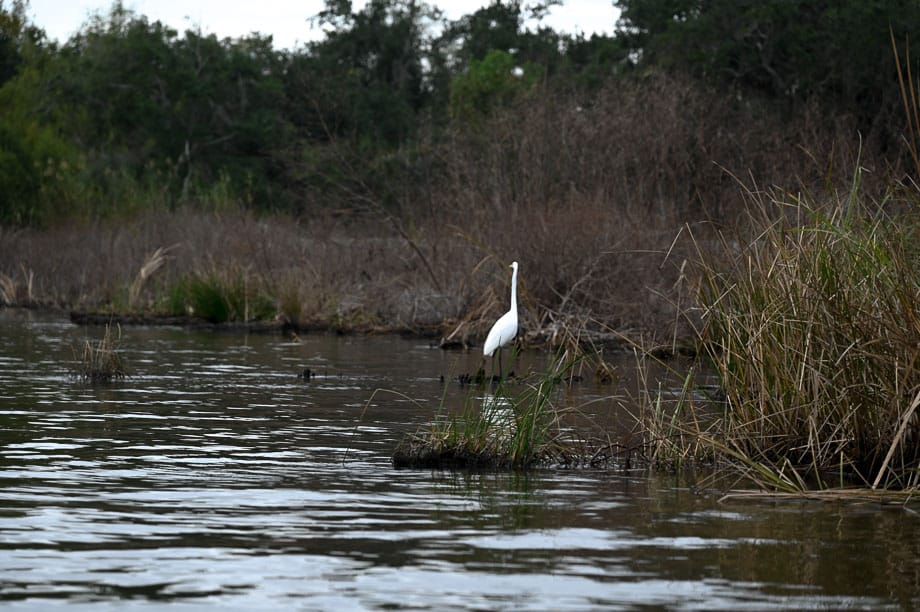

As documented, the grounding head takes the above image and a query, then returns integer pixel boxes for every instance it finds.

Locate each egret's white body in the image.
[483,262,518,375]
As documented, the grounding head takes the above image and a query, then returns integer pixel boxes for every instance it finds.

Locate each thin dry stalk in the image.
[19,264,33,303]
[891,30,920,177]
[873,389,920,490]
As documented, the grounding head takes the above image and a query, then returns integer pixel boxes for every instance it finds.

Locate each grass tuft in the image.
[73,323,129,384]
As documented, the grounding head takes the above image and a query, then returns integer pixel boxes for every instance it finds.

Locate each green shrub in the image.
[167,272,276,323]
[0,119,81,226]
[449,49,541,121]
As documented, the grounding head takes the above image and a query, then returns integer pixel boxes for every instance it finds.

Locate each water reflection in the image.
[0,309,917,609]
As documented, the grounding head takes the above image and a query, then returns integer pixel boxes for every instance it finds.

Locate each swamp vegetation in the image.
[5,0,920,494]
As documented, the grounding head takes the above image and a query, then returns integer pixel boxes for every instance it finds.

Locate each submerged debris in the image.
[392,440,527,470]
[456,368,516,385]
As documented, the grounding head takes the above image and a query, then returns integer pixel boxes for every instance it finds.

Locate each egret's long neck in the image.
[510,266,518,311]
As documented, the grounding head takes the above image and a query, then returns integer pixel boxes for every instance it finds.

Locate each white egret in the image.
[483,261,519,378]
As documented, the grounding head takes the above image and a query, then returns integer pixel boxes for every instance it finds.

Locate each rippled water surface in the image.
[1,309,919,610]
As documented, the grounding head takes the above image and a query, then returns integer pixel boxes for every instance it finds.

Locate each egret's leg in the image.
[497,348,504,381]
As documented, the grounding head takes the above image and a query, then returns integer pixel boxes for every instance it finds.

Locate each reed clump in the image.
[74,323,129,384]
[692,180,920,491]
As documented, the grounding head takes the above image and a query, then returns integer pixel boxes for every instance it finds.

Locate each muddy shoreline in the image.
[62,307,696,358]
[66,309,423,336]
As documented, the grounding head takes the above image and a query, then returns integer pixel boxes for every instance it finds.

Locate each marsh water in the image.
[1,309,919,610]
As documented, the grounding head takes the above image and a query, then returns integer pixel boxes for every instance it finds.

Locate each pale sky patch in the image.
[27,0,619,50]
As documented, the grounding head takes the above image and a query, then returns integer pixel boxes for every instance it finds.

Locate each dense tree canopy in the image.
[293,0,433,146]
[0,0,918,225]
[615,0,920,133]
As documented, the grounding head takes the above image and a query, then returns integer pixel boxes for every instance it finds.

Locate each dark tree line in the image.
[617,0,920,140]
[0,0,917,225]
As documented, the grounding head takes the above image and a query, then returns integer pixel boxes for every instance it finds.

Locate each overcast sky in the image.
[27,1,620,50]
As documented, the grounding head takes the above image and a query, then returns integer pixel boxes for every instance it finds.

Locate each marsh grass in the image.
[73,323,129,384]
[687,178,920,491]
[393,356,591,469]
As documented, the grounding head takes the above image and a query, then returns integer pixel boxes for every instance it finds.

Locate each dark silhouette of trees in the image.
[615,0,920,137]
